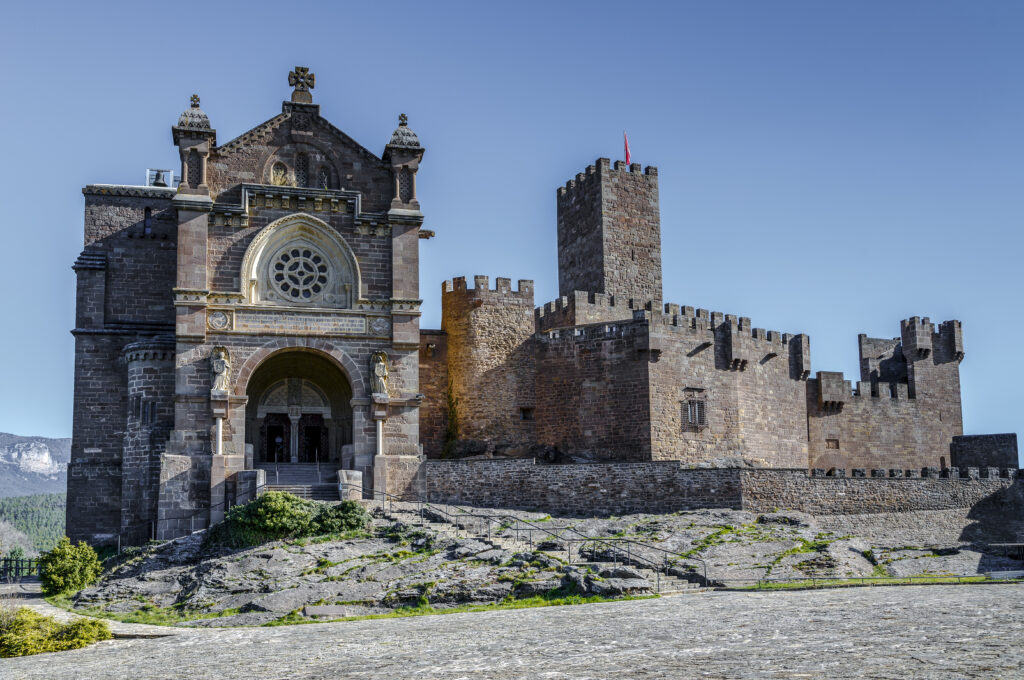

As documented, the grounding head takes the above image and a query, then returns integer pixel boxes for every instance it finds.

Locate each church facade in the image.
[68,68,1014,546]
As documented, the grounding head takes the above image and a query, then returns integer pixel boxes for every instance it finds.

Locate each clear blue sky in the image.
[0,1,1020,448]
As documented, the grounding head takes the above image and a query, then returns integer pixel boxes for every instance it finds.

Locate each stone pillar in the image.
[289,408,300,463]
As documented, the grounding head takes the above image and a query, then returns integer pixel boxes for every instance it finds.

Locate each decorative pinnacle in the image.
[288,66,315,103]
[190,94,200,108]
[399,113,408,126]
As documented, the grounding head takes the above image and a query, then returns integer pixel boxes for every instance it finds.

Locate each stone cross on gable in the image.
[289,66,315,103]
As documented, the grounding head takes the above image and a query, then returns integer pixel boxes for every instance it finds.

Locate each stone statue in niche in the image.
[211,347,231,394]
[271,162,288,186]
[370,351,389,396]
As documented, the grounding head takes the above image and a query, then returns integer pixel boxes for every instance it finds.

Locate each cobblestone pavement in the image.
[5,584,1023,679]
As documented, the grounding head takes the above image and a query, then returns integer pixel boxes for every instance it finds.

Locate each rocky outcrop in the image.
[0,432,70,497]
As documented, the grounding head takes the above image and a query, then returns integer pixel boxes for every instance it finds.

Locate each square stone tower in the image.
[556,158,662,307]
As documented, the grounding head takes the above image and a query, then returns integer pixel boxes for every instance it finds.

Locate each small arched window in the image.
[317,166,331,190]
[296,153,310,187]
[144,207,152,235]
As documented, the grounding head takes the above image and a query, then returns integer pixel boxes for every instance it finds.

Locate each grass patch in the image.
[264,592,657,626]
[47,594,241,626]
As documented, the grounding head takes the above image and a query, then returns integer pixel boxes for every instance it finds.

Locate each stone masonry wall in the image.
[952,434,1019,469]
[647,308,809,467]
[806,319,965,472]
[415,459,1021,518]
[534,323,652,461]
[740,468,1018,515]
[67,335,127,543]
[441,276,536,448]
[207,101,393,213]
[424,459,743,515]
[69,190,179,544]
[556,159,661,306]
[418,330,448,457]
[535,291,642,333]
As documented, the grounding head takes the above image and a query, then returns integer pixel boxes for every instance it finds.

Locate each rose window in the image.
[271,247,330,300]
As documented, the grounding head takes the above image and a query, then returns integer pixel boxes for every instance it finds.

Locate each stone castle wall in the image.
[440,276,536,449]
[739,468,1017,515]
[557,159,661,305]
[952,434,1019,469]
[535,323,652,461]
[424,459,742,514]
[647,309,809,467]
[806,319,965,472]
[535,291,640,332]
[413,458,1019,517]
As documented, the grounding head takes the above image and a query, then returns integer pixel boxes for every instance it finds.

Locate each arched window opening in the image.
[241,214,361,309]
[317,166,331,190]
[144,208,152,235]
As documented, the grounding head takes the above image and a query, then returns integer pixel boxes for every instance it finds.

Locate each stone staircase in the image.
[377,502,702,595]
[260,463,341,502]
[267,484,339,501]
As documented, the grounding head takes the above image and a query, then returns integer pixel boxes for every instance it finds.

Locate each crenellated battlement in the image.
[442,275,535,304]
[534,290,650,331]
[556,157,659,197]
[538,318,648,345]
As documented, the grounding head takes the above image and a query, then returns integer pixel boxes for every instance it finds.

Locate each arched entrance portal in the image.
[244,351,353,470]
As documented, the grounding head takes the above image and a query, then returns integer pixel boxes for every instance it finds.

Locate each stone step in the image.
[266,484,338,501]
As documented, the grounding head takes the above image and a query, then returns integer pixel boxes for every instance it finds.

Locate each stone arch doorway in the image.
[244,350,353,468]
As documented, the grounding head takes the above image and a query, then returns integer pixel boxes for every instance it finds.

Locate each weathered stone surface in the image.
[8,585,1024,678]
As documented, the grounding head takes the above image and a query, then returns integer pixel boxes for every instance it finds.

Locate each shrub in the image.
[39,538,102,596]
[206,493,370,548]
[312,501,370,535]
[0,607,111,657]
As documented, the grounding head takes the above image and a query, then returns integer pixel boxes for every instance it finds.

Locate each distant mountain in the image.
[0,432,70,498]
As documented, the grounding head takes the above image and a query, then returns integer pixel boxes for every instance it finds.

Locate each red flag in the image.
[624,132,631,165]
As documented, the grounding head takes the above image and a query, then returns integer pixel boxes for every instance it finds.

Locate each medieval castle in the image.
[68,69,1018,545]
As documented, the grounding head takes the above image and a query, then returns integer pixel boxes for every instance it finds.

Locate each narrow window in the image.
[187,150,202,187]
[317,166,330,190]
[519,407,535,421]
[144,207,152,235]
[296,153,310,187]
[826,438,840,450]
[683,398,707,431]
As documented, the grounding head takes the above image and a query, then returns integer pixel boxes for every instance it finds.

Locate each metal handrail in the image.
[723,573,1009,589]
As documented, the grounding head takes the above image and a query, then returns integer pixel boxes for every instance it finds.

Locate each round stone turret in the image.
[387,113,420,149]
[177,94,211,131]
